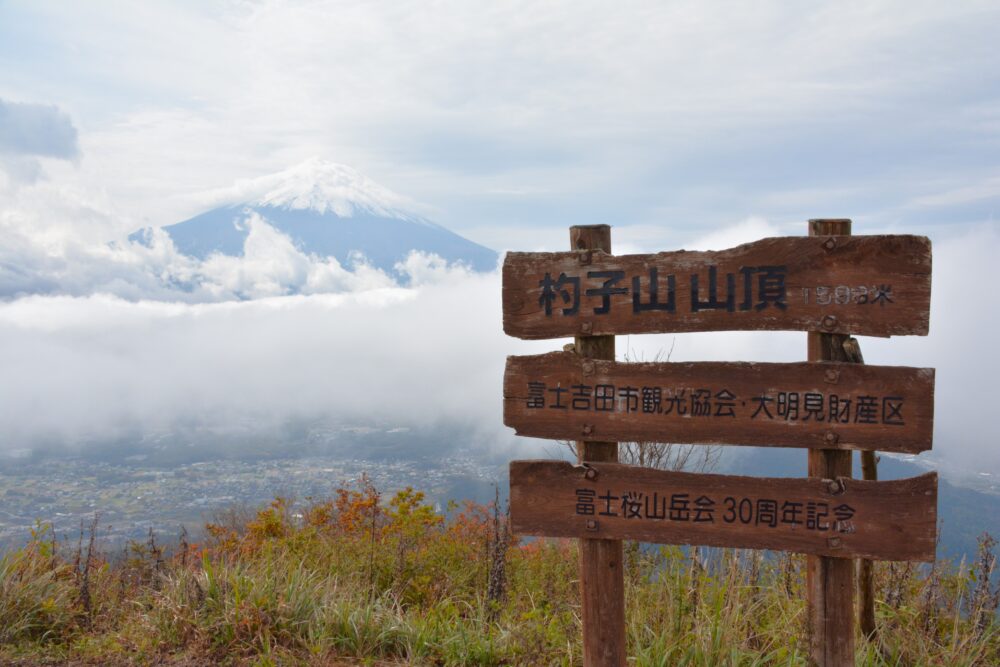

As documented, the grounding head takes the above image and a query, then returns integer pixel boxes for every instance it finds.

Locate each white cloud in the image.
[686,217,785,251]
[3,1,998,239]
[0,203,407,301]
[0,268,551,461]
[0,1,997,482]
[190,212,399,299]
[0,218,996,478]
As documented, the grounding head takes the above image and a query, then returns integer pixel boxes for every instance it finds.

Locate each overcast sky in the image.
[0,1,998,473]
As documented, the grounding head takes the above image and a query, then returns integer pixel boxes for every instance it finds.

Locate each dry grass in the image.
[0,481,996,666]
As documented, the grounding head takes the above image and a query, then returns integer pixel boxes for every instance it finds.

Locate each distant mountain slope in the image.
[129,160,498,275]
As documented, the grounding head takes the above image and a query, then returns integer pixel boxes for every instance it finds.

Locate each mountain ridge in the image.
[129,159,498,276]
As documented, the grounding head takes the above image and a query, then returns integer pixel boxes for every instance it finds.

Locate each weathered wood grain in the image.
[503,352,934,453]
[509,460,937,562]
[569,225,626,667]
[806,218,856,667]
[844,335,878,641]
[502,235,932,339]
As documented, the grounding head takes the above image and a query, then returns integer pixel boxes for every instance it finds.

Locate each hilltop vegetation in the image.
[0,478,997,666]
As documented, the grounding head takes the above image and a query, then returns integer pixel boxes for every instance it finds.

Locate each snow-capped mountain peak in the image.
[220,158,420,220]
[130,160,498,276]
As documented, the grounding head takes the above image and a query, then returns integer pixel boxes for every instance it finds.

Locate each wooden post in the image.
[571,224,627,667]
[806,219,856,666]
[844,337,878,640]
[858,447,878,640]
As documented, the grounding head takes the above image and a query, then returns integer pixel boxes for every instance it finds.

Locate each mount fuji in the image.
[129,159,498,276]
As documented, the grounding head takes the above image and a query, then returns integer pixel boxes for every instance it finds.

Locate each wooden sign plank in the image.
[510,460,937,562]
[502,235,931,339]
[504,352,934,453]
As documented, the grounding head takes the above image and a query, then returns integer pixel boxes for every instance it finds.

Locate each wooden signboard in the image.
[503,222,936,667]
[502,235,931,339]
[504,352,934,453]
[510,460,938,562]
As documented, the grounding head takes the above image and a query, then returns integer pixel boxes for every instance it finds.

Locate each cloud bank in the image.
[0,220,996,479]
[0,1,997,480]
[0,209,441,301]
